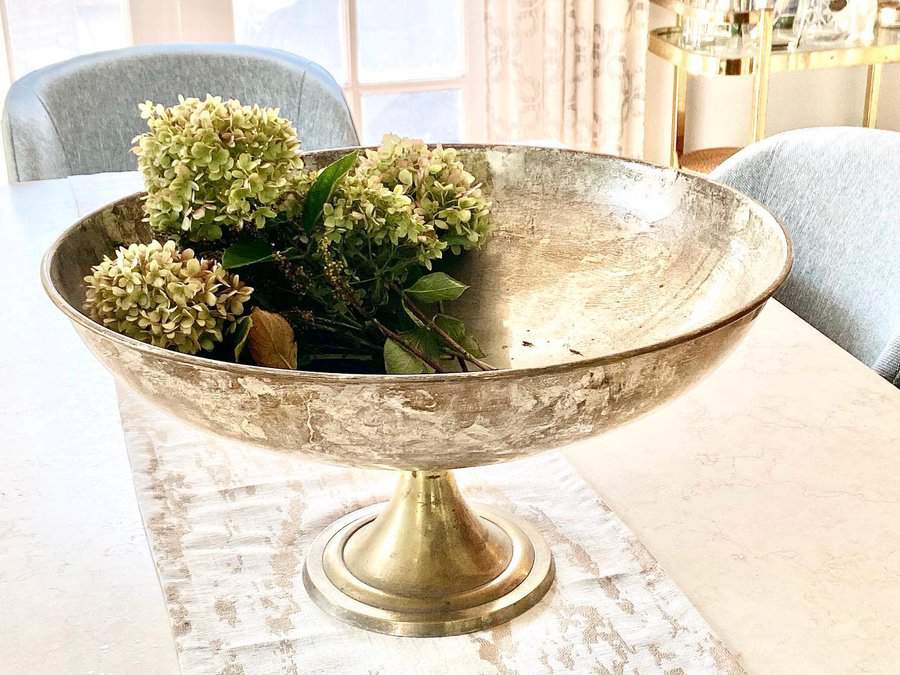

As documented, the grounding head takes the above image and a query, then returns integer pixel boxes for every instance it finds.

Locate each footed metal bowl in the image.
[42,146,791,637]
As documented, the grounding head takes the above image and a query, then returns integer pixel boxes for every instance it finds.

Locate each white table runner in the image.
[120,388,745,674]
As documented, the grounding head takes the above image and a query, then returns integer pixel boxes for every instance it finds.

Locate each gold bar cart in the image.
[651,0,900,170]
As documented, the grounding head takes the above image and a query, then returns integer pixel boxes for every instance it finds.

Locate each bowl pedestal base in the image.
[303,470,555,637]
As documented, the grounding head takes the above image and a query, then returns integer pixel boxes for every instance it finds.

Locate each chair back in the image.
[2,43,359,182]
[712,127,900,384]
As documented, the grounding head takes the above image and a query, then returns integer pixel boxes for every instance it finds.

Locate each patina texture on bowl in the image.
[42,146,791,473]
[43,145,791,636]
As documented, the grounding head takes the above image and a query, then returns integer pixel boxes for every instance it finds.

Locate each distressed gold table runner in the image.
[120,389,744,674]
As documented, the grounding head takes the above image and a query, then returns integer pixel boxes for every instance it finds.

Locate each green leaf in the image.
[383,328,442,374]
[435,314,486,358]
[194,222,223,242]
[442,234,471,247]
[434,313,465,342]
[302,150,359,233]
[229,315,253,361]
[461,334,485,359]
[405,272,469,304]
[384,338,431,374]
[402,301,425,327]
[404,327,443,360]
[222,239,275,269]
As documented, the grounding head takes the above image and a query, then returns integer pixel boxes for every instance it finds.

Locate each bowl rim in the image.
[40,144,793,384]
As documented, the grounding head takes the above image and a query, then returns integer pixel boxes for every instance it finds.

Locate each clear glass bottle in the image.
[794,0,845,46]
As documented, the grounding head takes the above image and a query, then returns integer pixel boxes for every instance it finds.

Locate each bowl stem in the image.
[303,469,555,636]
[344,471,514,598]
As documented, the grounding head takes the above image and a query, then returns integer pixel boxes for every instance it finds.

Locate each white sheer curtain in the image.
[484,0,649,158]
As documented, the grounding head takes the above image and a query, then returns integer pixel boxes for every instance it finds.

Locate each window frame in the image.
[340,0,486,144]
[1,0,134,78]
[0,0,487,183]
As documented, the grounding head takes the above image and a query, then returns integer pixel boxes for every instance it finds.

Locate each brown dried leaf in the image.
[247,308,297,369]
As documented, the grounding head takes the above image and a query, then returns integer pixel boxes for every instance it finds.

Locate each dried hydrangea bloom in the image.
[133,95,304,241]
[319,134,492,270]
[83,240,252,354]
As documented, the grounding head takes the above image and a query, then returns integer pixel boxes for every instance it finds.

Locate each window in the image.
[233,0,486,144]
[2,0,131,78]
[0,0,487,183]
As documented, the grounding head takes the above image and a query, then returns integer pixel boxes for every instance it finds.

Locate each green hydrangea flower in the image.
[356,135,492,254]
[84,239,253,354]
[133,95,304,241]
[315,134,492,292]
[324,134,491,262]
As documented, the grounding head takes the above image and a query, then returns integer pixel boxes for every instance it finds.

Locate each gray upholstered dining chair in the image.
[2,43,358,182]
[711,126,900,386]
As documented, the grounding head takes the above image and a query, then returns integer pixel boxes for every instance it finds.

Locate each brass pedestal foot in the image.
[303,471,555,637]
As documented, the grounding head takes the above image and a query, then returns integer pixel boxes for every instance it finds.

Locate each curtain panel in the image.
[485,0,649,158]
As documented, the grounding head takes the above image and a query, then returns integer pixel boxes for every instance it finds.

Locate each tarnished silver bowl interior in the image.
[43,146,791,471]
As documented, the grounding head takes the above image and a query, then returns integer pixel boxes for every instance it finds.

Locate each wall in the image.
[644,4,900,165]
[130,0,235,44]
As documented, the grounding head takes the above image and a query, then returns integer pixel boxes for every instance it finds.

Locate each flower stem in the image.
[284,310,378,350]
[401,295,496,371]
[373,319,446,373]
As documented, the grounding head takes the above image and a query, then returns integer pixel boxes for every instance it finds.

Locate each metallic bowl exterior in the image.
[42,146,791,471]
[64,310,757,470]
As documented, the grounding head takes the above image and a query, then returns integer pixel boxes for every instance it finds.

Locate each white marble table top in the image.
[3,172,899,674]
